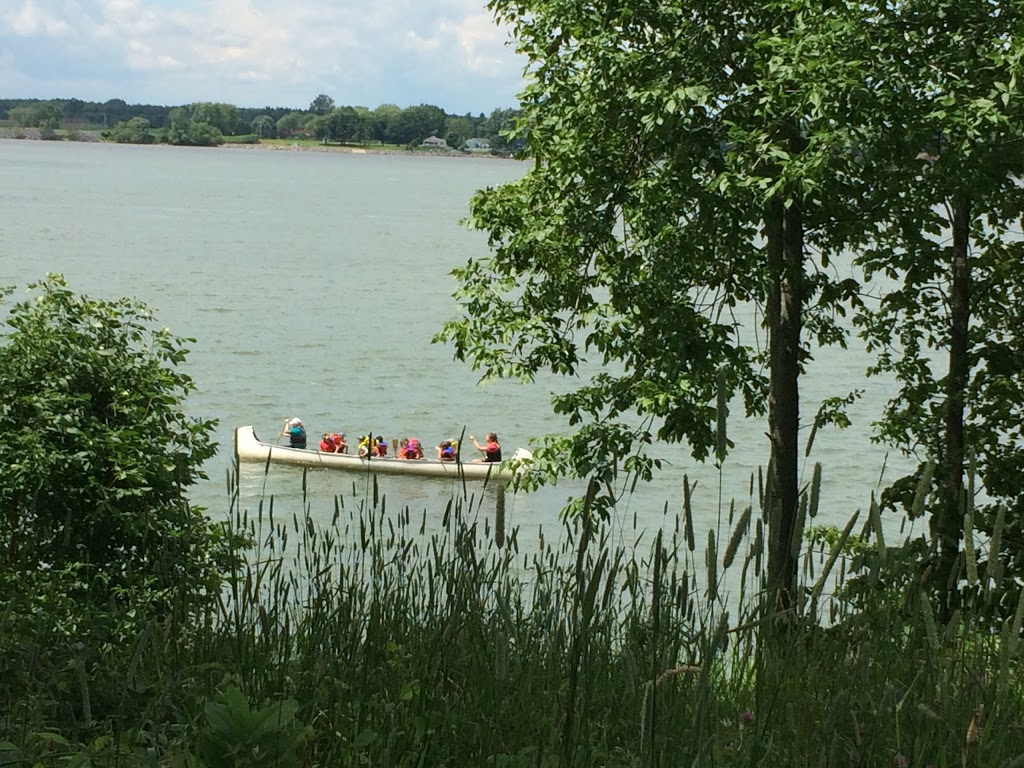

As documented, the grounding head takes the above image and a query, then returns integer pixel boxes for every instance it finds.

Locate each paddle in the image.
[275,418,288,446]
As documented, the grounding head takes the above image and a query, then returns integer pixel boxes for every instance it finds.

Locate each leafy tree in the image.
[311,107,363,144]
[445,116,472,149]
[310,114,331,144]
[167,107,225,146]
[252,114,275,138]
[351,106,374,143]
[110,116,154,144]
[63,97,85,123]
[276,111,311,137]
[7,101,62,129]
[7,106,32,127]
[0,276,229,614]
[328,106,361,143]
[437,0,874,604]
[850,0,1024,606]
[371,103,402,143]
[309,93,335,115]
[103,98,129,125]
[191,102,242,136]
[388,104,446,145]
[481,107,520,152]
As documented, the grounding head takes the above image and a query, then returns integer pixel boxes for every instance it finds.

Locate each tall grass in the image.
[3,461,1024,767]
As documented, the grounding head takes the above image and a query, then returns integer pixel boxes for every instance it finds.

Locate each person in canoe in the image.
[281,417,307,449]
[470,432,502,463]
[319,432,347,453]
[357,435,372,458]
[406,437,424,459]
[437,440,456,461]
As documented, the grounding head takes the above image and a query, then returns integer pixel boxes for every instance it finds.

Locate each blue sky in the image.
[0,0,527,114]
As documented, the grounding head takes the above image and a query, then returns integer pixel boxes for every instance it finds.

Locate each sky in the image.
[0,0,528,115]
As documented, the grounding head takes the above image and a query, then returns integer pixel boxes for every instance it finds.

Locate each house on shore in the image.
[421,135,447,148]
[463,138,491,152]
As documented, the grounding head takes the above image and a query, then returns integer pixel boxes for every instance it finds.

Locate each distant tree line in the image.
[0,95,522,153]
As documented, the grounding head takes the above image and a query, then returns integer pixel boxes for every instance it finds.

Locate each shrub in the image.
[0,276,234,698]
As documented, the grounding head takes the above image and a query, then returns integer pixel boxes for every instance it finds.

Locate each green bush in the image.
[0,276,234,710]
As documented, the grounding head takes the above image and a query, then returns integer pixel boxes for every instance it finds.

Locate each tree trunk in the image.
[934,193,971,609]
[765,196,803,610]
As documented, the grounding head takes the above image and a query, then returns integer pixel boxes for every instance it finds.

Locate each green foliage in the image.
[842,0,1024,594]
[109,116,154,144]
[435,0,869,524]
[189,102,242,136]
[251,115,275,139]
[387,104,446,145]
[0,276,232,699]
[166,107,225,146]
[275,111,312,137]
[8,101,62,129]
[308,93,335,115]
[199,686,308,768]
[6,465,1024,766]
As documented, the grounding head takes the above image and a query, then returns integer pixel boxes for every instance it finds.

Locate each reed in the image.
[4,460,1024,767]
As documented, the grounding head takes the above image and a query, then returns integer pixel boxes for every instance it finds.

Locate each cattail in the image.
[870,492,885,548]
[804,419,819,458]
[966,706,982,746]
[715,367,728,464]
[706,529,718,602]
[963,509,978,586]
[495,484,506,549]
[723,506,752,570]
[754,519,764,573]
[683,475,696,552]
[808,462,822,518]
[757,465,765,508]
[911,461,934,519]
[791,493,808,559]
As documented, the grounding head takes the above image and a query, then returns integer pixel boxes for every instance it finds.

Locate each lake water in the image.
[0,139,918,576]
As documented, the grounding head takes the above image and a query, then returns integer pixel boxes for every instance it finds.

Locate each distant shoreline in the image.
[0,127,514,160]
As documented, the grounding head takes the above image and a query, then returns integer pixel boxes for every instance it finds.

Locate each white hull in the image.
[234,425,524,481]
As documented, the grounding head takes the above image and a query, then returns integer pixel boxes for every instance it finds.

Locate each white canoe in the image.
[234,425,528,481]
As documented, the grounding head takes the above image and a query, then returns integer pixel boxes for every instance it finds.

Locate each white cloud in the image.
[6,0,73,37]
[0,0,526,112]
[450,11,515,76]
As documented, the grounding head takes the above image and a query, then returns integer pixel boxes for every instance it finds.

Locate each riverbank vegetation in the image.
[1,281,1022,766]
[0,96,522,155]
[5,0,1024,763]
[3,454,1024,766]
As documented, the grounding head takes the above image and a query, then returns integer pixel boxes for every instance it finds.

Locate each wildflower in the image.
[893,754,908,768]
[740,709,754,724]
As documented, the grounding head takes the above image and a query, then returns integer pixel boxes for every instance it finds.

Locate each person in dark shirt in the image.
[470,433,501,462]
[280,417,307,449]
